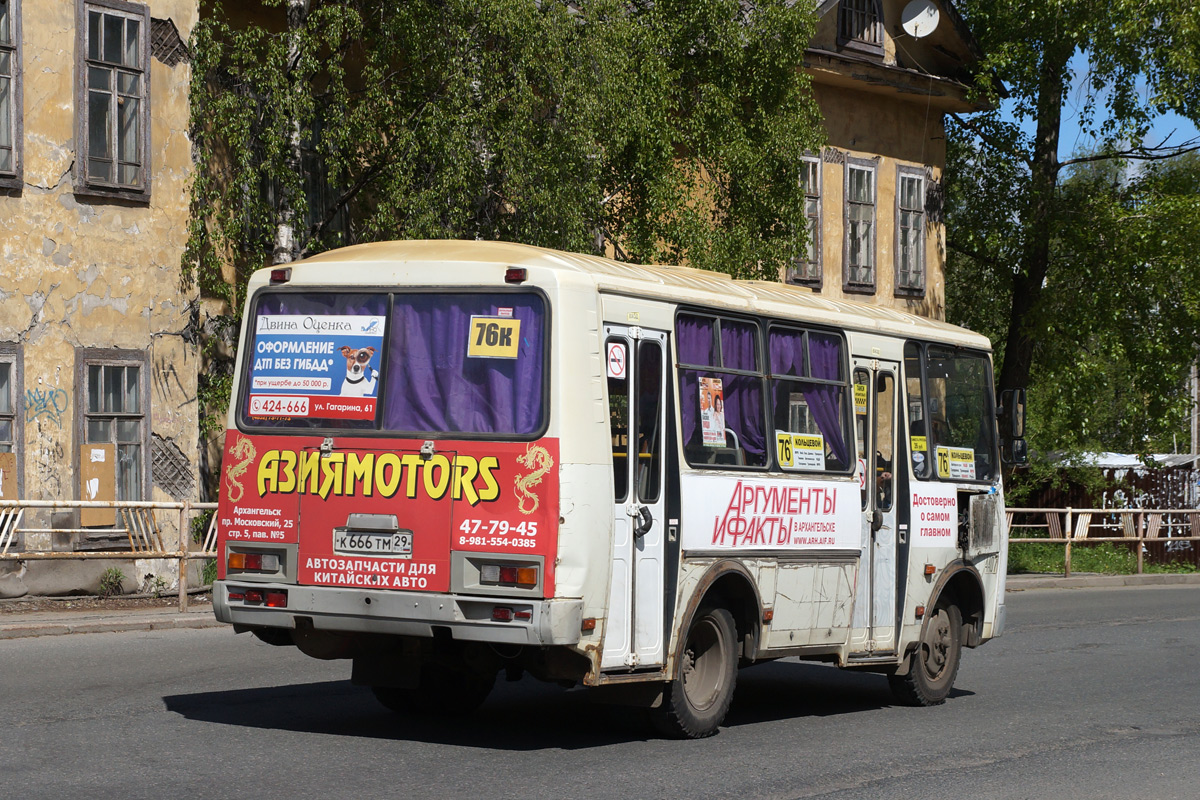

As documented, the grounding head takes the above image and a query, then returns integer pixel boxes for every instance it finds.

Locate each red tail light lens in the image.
[244,589,264,605]
[265,591,288,608]
[492,606,513,622]
[480,563,539,588]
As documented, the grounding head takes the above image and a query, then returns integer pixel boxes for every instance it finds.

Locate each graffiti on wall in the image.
[25,387,68,428]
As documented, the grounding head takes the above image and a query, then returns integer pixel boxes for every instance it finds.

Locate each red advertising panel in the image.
[217,432,560,595]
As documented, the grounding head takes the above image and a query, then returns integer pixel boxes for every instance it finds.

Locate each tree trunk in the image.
[996,41,1073,396]
[272,0,309,266]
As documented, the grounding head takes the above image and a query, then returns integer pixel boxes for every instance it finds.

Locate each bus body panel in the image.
[211,240,1009,725]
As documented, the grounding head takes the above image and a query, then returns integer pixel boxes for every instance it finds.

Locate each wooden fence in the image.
[1007,507,1200,576]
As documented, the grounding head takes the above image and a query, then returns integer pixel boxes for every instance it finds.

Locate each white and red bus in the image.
[214,240,1016,738]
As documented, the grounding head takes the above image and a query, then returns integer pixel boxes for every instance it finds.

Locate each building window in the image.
[787,156,822,287]
[0,344,21,504]
[844,159,876,292]
[80,351,148,501]
[0,0,21,189]
[896,167,926,295]
[76,0,150,200]
[838,0,883,56]
[0,350,16,453]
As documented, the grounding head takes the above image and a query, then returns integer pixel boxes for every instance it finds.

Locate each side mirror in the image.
[1003,437,1028,465]
[1000,388,1026,439]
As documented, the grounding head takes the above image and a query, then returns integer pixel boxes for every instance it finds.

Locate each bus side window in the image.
[636,341,663,502]
[853,368,871,509]
[904,342,931,479]
[607,337,629,502]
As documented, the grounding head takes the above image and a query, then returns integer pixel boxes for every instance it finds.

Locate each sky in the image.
[1001,50,1200,164]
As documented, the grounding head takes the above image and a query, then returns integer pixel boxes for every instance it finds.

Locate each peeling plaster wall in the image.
[0,1,200,558]
[799,83,948,321]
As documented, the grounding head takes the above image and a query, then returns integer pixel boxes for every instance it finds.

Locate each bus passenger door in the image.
[852,359,899,654]
[602,325,668,670]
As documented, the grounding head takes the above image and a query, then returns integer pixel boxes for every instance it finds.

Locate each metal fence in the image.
[1007,507,1200,576]
[0,500,218,611]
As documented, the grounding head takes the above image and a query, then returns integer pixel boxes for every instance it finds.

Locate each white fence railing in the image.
[0,500,218,611]
[1007,507,1200,576]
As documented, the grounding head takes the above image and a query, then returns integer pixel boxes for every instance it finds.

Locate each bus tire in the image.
[889,601,962,706]
[371,664,495,716]
[652,605,738,739]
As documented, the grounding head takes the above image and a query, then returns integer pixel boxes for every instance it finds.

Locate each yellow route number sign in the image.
[468,316,521,359]
[936,446,976,480]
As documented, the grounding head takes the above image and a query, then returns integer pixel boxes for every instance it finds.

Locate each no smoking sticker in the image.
[607,342,627,379]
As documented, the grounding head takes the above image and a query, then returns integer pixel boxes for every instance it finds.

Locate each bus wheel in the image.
[371,664,495,716]
[889,601,962,706]
[652,606,738,739]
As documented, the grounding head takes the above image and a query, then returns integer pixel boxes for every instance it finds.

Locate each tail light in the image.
[227,551,281,573]
[479,563,538,587]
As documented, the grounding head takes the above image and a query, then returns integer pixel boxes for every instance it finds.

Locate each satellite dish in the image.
[901,0,940,38]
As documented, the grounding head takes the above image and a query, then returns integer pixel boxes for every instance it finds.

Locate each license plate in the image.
[333,530,413,558]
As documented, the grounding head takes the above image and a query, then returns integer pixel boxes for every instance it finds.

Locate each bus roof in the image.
[286,239,991,350]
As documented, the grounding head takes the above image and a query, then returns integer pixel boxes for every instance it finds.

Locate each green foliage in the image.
[98,567,126,598]
[949,146,1200,454]
[947,1,1200,455]
[1000,455,1109,507]
[1008,541,1198,575]
[185,1,824,434]
[201,558,219,587]
[190,509,215,545]
[147,574,170,599]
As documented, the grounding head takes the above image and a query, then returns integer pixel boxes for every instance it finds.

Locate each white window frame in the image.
[843,157,877,293]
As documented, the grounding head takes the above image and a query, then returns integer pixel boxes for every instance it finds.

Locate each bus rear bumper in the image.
[214,581,584,646]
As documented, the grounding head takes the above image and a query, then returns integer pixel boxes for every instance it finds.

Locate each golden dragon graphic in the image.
[513,443,554,515]
[224,434,258,504]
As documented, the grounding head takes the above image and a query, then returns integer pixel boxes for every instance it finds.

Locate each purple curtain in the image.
[768,328,849,466]
[802,335,849,466]
[721,320,757,370]
[382,294,545,435]
[677,315,765,464]
[677,315,715,366]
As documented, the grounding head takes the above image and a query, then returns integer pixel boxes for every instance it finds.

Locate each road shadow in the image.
[163,660,974,750]
[725,660,974,728]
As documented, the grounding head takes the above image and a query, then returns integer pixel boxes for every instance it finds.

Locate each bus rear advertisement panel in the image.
[217,432,560,594]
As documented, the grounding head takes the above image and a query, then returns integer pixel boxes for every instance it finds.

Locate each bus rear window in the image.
[383,294,545,436]
[241,291,546,437]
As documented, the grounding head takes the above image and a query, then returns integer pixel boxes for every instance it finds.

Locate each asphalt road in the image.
[2,585,1199,800]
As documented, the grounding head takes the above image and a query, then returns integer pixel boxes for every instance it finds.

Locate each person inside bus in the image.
[876,451,893,508]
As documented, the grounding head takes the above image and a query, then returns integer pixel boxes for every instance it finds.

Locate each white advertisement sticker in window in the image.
[936,446,976,480]
[248,314,385,420]
[700,377,725,447]
[777,431,824,470]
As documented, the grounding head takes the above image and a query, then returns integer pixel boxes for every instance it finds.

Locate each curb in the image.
[1006,573,1200,591]
[0,607,226,640]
